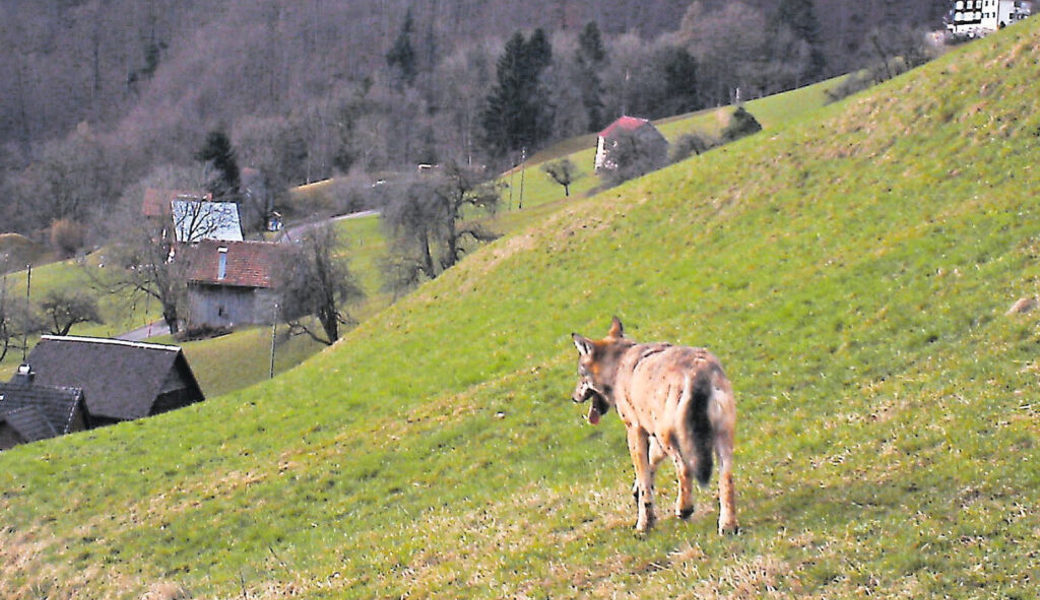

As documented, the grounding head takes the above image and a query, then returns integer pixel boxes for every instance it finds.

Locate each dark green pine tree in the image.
[773,0,827,79]
[524,28,552,75]
[576,21,607,131]
[662,45,699,115]
[195,130,240,198]
[577,21,606,64]
[386,9,417,86]
[481,29,554,157]
[522,28,554,146]
[481,32,526,155]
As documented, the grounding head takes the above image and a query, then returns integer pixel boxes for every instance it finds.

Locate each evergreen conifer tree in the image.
[386,9,418,86]
[195,130,240,199]
[576,22,607,131]
[481,29,554,157]
[772,0,826,79]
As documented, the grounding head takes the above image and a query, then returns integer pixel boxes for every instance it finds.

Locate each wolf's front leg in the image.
[626,427,655,532]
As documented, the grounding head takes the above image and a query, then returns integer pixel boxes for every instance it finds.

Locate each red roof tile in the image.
[598,115,652,139]
[183,240,284,289]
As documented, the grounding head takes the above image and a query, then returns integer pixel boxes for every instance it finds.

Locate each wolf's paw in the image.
[635,512,656,534]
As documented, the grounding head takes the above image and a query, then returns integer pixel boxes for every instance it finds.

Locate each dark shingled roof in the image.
[24,336,204,422]
[0,382,85,442]
[0,406,57,443]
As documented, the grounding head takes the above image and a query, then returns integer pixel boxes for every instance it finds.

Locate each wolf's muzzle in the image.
[573,386,599,403]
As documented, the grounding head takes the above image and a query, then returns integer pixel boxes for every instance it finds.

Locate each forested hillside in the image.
[1,0,948,241]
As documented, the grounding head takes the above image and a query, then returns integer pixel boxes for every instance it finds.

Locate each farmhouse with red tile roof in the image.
[181,240,286,330]
[594,115,669,173]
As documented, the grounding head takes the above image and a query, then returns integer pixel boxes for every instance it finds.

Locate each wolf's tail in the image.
[688,370,715,487]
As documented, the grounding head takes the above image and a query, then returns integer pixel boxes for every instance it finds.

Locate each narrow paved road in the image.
[116,320,170,342]
[276,209,379,242]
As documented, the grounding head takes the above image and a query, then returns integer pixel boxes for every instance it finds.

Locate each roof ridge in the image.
[39,335,181,353]
[197,238,284,247]
[0,381,84,395]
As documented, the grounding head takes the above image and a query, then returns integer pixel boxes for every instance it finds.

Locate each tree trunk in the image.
[163,307,180,334]
[318,303,338,344]
[420,230,436,278]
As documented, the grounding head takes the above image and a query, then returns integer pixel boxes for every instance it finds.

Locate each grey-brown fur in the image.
[571,317,738,534]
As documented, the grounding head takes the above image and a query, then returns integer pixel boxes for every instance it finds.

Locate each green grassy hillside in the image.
[4,25,1040,599]
[1,73,831,390]
[518,76,840,209]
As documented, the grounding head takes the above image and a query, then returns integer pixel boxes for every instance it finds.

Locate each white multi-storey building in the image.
[949,0,1032,36]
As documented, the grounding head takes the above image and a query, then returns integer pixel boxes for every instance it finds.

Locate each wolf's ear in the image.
[608,316,624,339]
[572,333,593,356]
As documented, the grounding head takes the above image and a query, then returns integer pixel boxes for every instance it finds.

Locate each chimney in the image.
[13,363,35,385]
[218,246,229,280]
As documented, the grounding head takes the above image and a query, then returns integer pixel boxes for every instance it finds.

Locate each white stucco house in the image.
[948,0,1032,36]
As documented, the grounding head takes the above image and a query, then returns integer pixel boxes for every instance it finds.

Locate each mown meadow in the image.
[2,23,1040,599]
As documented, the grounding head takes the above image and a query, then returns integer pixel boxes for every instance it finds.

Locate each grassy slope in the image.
[519,76,841,209]
[0,76,831,388]
[4,27,1040,599]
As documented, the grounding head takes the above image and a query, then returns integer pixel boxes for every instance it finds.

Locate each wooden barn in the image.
[182,239,285,331]
[0,364,89,450]
[22,336,205,427]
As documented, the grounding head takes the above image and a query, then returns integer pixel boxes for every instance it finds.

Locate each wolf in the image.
[571,317,738,534]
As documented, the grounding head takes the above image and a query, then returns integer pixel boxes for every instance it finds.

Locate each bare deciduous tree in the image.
[39,288,104,336]
[380,162,501,293]
[0,288,44,362]
[100,224,187,335]
[379,178,445,288]
[88,166,208,335]
[436,162,501,270]
[279,224,364,345]
[541,158,577,197]
[14,124,118,232]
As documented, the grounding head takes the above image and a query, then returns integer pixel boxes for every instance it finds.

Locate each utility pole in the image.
[509,160,515,211]
[22,263,31,362]
[518,147,527,210]
[269,302,278,379]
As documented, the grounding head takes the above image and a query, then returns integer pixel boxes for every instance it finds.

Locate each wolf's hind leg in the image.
[715,431,739,535]
[673,452,696,520]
